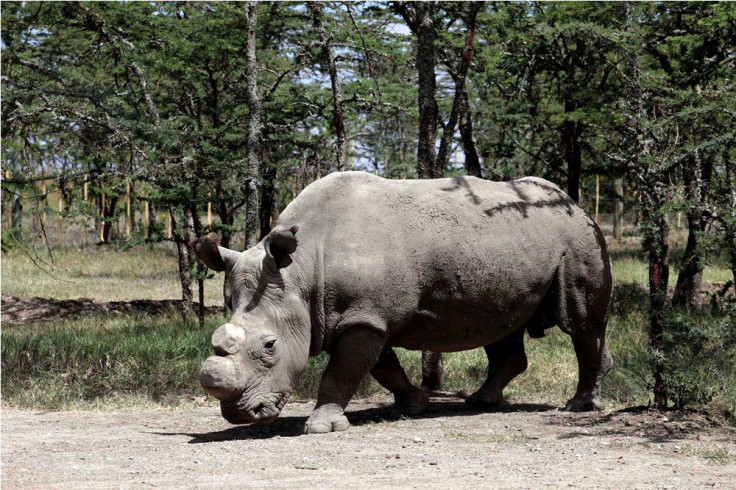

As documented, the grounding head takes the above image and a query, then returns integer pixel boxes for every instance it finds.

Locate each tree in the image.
[395,2,441,179]
[641,3,736,309]
[243,2,263,251]
[310,2,347,171]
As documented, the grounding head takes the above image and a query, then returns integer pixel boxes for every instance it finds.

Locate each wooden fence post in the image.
[100,192,105,243]
[126,180,131,236]
[3,170,10,228]
[144,200,149,239]
[594,174,600,224]
[613,177,624,241]
[42,172,47,245]
[167,211,172,239]
[83,174,89,245]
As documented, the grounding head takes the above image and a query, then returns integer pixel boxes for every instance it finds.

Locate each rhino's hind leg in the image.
[555,248,614,412]
[563,334,613,412]
[305,326,385,434]
[466,327,527,407]
[371,348,429,416]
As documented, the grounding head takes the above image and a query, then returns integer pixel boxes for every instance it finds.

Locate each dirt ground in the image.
[3,394,735,489]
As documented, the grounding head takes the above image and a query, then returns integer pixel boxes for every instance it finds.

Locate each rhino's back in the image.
[278,172,607,349]
[281,171,582,246]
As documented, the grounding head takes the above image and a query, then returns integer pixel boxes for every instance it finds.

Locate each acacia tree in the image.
[2,2,260,321]
[309,2,347,171]
[641,3,736,309]
[436,2,483,172]
[616,2,682,409]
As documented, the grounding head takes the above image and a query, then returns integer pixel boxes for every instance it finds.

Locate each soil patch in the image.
[3,395,735,488]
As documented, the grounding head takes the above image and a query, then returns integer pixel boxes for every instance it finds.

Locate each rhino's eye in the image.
[264,339,276,350]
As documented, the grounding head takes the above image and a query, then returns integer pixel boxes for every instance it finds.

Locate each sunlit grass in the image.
[681,446,736,465]
[1,244,226,306]
[612,256,732,285]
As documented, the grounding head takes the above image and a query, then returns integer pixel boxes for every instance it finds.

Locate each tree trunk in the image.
[625,2,667,410]
[311,2,346,171]
[436,3,480,172]
[562,101,582,203]
[421,351,445,391]
[723,149,736,284]
[640,169,671,411]
[613,177,624,241]
[259,164,276,239]
[243,1,262,250]
[217,199,235,313]
[101,195,118,243]
[189,203,206,329]
[672,153,713,309]
[397,2,444,388]
[147,201,157,238]
[649,242,669,410]
[398,3,440,179]
[169,207,194,318]
[11,195,23,229]
[128,181,137,235]
[459,85,482,178]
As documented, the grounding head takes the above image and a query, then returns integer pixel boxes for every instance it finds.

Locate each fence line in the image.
[2,173,678,248]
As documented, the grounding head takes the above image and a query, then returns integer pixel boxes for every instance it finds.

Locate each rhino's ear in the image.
[264,225,299,270]
[189,237,240,272]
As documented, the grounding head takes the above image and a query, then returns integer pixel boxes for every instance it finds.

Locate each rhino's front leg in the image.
[305,326,384,434]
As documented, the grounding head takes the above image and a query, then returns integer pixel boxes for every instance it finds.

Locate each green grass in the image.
[0,312,582,410]
[1,311,226,410]
[612,255,732,285]
[5,306,732,420]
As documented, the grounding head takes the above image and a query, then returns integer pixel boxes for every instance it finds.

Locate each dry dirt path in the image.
[3,395,735,489]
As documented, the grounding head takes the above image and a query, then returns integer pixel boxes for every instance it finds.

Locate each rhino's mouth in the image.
[220,391,290,425]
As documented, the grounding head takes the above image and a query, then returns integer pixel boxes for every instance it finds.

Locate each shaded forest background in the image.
[2,2,736,411]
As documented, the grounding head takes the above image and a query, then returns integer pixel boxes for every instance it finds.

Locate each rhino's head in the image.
[191,226,310,424]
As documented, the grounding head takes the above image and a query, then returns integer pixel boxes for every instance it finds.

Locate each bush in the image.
[663,308,736,419]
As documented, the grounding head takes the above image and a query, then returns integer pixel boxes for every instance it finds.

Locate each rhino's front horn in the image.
[200,356,245,401]
[211,323,246,355]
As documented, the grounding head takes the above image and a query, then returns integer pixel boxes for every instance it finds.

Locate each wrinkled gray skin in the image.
[192,172,613,434]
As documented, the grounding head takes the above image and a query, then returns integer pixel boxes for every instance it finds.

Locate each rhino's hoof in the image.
[304,417,349,434]
[563,396,603,412]
[304,404,350,434]
[465,390,505,408]
[396,389,430,416]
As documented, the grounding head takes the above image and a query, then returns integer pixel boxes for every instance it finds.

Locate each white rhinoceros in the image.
[191,171,613,434]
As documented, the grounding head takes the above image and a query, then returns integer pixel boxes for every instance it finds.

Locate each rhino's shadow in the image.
[174,399,557,443]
